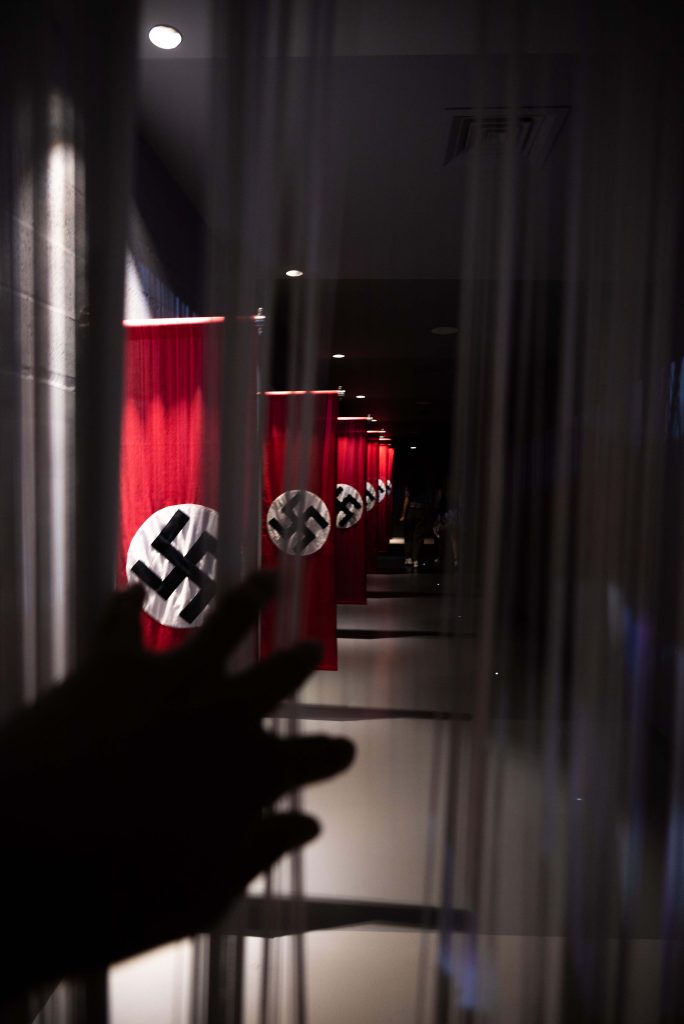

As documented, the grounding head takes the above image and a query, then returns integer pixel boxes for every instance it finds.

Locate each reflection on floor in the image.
[299,571,476,717]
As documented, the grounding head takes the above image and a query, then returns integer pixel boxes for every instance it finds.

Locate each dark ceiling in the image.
[136,0,576,451]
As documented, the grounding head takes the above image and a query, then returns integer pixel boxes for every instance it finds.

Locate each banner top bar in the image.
[122,317,225,326]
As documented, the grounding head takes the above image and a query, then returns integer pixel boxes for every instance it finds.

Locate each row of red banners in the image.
[119,321,394,671]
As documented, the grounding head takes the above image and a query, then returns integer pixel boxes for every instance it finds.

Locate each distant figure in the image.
[433,485,459,569]
[441,502,459,568]
[400,467,434,569]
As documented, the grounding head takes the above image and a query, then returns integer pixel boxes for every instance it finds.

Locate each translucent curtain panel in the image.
[195,1,684,1021]
[4,0,684,1020]
[200,2,465,1021]
[199,2,344,1021]
[1,0,139,1020]
[118,0,684,1016]
[445,4,684,1023]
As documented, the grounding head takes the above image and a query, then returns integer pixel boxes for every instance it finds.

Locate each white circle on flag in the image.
[126,503,218,629]
[365,481,377,511]
[335,483,364,529]
[377,477,386,503]
[387,479,393,495]
[267,490,331,555]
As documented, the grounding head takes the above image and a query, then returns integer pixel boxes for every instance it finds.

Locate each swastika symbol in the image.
[267,490,331,556]
[126,504,218,628]
[365,481,377,511]
[335,483,363,529]
[377,478,386,503]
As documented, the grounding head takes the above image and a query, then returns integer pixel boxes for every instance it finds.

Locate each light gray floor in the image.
[297,571,477,716]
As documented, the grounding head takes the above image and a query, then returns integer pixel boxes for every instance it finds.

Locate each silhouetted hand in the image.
[0,572,354,1005]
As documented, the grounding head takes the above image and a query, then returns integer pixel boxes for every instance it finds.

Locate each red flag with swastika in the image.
[119,319,221,651]
[261,392,338,670]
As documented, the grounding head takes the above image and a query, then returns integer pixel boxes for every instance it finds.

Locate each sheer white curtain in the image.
[1,1,138,1020]
[3,0,684,1021]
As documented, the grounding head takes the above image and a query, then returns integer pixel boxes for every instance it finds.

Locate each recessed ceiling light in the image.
[430,326,458,336]
[285,269,303,277]
[355,394,366,399]
[148,25,182,49]
[332,353,345,359]
[410,446,417,450]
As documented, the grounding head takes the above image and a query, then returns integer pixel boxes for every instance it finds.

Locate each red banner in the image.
[119,320,221,651]
[261,393,338,670]
[386,446,395,534]
[377,443,389,549]
[365,438,379,571]
[336,419,367,604]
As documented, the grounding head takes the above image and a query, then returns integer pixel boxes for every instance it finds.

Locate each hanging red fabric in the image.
[261,393,338,670]
[365,438,380,571]
[336,419,367,604]
[386,446,395,536]
[376,443,389,549]
[119,321,221,651]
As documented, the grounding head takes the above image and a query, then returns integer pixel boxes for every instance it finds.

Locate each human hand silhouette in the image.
[0,571,353,1004]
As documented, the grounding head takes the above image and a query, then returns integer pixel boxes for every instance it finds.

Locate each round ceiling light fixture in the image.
[430,326,458,336]
[355,394,366,399]
[285,269,304,277]
[410,445,417,450]
[332,353,345,359]
[148,25,182,49]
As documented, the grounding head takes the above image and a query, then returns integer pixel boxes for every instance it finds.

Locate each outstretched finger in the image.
[174,570,278,675]
[94,585,145,657]
[229,643,322,720]
[229,813,321,891]
[262,735,355,802]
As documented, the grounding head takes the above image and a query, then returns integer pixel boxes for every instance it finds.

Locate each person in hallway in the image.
[400,465,435,569]
[0,571,354,1009]
[442,501,459,568]
[434,484,459,570]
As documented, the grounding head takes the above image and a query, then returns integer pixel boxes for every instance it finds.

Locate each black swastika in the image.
[378,480,386,498]
[336,485,362,528]
[131,509,217,624]
[269,492,329,554]
[365,483,376,502]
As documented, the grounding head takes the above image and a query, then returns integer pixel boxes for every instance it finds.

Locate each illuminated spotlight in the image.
[355,394,366,399]
[285,268,303,277]
[148,25,182,49]
[332,353,345,359]
[430,326,458,336]
[410,445,417,450]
